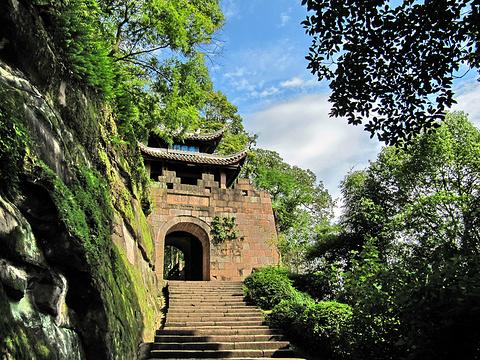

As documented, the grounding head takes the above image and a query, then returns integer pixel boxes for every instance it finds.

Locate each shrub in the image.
[300,301,353,359]
[243,266,296,309]
[291,270,339,300]
[268,290,313,334]
[268,291,353,359]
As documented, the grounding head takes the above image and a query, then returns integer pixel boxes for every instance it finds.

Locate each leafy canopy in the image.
[243,149,333,232]
[302,0,479,145]
[38,0,249,151]
[242,149,333,272]
[307,112,480,359]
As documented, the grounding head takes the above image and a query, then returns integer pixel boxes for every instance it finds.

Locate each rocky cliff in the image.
[0,1,163,358]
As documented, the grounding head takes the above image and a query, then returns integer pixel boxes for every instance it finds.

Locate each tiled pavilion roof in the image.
[139,143,247,166]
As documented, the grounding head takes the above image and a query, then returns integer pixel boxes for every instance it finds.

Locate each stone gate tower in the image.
[142,129,279,281]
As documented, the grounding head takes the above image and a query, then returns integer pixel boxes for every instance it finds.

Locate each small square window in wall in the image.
[166,183,174,189]
[205,186,211,194]
[241,190,248,196]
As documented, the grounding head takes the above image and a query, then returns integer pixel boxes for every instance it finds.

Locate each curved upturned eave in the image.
[139,143,248,166]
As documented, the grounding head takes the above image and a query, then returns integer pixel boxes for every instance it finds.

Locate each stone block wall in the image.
[149,172,279,281]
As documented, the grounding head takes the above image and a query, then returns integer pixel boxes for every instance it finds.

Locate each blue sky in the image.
[207,0,480,213]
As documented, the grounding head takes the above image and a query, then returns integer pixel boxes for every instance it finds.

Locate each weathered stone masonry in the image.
[148,172,279,281]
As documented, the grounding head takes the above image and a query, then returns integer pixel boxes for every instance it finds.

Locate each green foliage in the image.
[101,0,223,58]
[304,112,480,359]
[242,149,333,271]
[201,91,253,154]
[268,291,313,331]
[299,301,353,359]
[32,161,113,266]
[291,268,342,301]
[152,53,214,141]
[243,149,333,232]
[340,240,401,358]
[33,0,248,158]
[51,0,114,95]
[246,267,353,360]
[243,266,297,310]
[0,105,28,198]
[210,216,239,245]
[164,245,185,279]
[302,0,478,145]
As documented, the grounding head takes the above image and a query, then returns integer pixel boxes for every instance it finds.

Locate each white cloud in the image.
[280,76,304,88]
[244,94,382,205]
[224,67,246,79]
[280,76,319,90]
[240,41,295,75]
[259,87,280,98]
[452,82,480,127]
[280,13,290,27]
[222,0,240,20]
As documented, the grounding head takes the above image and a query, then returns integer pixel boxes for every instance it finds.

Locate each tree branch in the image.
[114,44,169,62]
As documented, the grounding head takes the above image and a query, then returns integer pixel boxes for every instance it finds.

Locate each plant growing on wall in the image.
[210,216,240,245]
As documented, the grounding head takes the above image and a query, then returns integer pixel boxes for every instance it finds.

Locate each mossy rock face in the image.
[0,197,85,360]
[0,196,46,267]
[0,12,162,358]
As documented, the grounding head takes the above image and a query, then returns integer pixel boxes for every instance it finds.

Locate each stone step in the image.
[169,294,243,301]
[169,296,244,304]
[168,305,262,314]
[169,282,243,284]
[168,288,243,294]
[149,282,303,359]
[169,292,244,296]
[149,348,297,358]
[150,358,303,360]
[167,311,262,318]
[166,320,265,327]
[168,283,243,290]
[157,327,280,336]
[170,292,244,296]
[168,285,243,289]
[169,295,245,301]
[169,289,244,293]
[169,285,242,288]
[168,284,243,290]
[170,301,248,306]
[155,334,285,343]
[152,340,290,351]
[170,299,246,304]
[167,316,263,323]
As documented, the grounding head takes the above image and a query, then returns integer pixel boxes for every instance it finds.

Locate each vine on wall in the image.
[210,216,240,245]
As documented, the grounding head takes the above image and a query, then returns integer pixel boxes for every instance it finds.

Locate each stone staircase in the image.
[149,281,303,359]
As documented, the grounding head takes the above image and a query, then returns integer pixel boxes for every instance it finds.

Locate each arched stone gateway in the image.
[155,216,211,281]
[145,129,279,282]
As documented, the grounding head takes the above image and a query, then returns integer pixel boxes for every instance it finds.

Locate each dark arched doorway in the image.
[164,231,204,280]
[160,220,211,281]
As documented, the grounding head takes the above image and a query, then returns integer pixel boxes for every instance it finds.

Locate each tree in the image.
[242,149,333,271]
[243,149,333,232]
[302,0,479,145]
[100,0,223,63]
[308,112,480,359]
[37,0,248,150]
